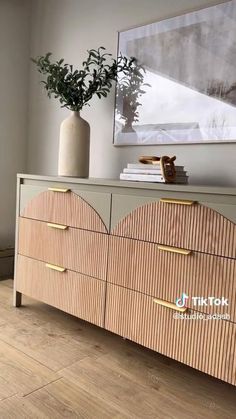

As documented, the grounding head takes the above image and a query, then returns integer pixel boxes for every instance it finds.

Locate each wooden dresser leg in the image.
[13,291,22,307]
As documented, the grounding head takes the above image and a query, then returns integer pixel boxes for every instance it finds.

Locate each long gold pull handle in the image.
[45,263,66,272]
[158,244,191,256]
[153,298,187,313]
[160,198,195,205]
[48,187,70,193]
[47,223,68,230]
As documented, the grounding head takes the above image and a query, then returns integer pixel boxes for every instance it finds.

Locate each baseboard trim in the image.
[0,249,14,278]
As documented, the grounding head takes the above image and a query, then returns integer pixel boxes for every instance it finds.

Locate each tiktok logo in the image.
[176,293,189,308]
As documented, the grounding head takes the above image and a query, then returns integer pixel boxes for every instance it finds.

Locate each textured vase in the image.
[58,111,90,177]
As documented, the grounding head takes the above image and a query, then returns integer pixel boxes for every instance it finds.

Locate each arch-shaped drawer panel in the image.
[21,190,108,233]
[112,201,236,258]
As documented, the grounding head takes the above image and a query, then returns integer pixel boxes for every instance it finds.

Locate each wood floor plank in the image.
[0,285,106,372]
[0,309,109,371]
[0,280,235,419]
[0,340,58,397]
[26,377,131,419]
[91,350,236,419]
[0,393,75,419]
[0,395,44,419]
[0,321,94,371]
[60,325,236,418]
[0,279,13,288]
[60,354,198,419]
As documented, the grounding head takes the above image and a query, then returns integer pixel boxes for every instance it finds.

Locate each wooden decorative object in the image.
[139,155,176,182]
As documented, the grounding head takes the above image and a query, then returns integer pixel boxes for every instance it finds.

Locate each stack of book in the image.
[120,163,188,184]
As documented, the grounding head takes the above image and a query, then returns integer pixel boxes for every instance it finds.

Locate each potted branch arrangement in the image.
[33,48,135,177]
[116,61,150,134]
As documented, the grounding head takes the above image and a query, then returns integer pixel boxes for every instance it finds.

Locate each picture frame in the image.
[113,0,236,145]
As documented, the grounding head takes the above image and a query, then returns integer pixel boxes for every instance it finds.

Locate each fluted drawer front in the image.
[112,201,236,258]
[21,189,108,233]
[105,284,236,385]
[108,236,236,322]
[16,255,105,327]
[18,217,108,280]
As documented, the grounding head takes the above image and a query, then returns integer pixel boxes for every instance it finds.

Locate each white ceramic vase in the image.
[58,111,90,177]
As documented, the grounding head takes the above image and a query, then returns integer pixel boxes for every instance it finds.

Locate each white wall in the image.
[0,0,31,249]
[28,0,236,186]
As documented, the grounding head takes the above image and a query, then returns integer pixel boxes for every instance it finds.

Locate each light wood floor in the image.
[0,280,235,419]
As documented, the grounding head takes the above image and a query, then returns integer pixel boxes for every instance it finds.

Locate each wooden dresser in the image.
[14,174,236,385]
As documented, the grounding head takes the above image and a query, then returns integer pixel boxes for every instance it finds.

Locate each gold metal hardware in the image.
[158,244,191,255]
[45,263,66,272]
[160,198,195,205]
[47,223,68,230]
[153,298,187,313]
[48,187,70,193]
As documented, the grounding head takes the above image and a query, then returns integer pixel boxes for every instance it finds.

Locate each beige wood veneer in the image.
[22,189,108,233]
[18,217,108,280]
[107,236,236,321]
[105,283,236,385]
[16,255,105,327]
[112,201,236,258]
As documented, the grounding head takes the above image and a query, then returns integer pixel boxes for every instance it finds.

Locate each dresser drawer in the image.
[18,217,108,280]
[21,187,108,233]
[16,255,105,327]
[105,284,236,385]
[112,200,236,258]
[108,236,236,322]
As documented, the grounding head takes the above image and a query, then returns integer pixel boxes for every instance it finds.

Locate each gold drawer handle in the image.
[160,198,195,205]
[47,223,68,230]
[48,187,70,193]
[158,244,191,255]
[153,298,187,313]
[45,263,66,272]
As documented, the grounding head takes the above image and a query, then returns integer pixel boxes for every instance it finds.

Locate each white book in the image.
[120,173,188,184]
[127,163,185,171]
[120,173,165,182]
[123,168,187,176]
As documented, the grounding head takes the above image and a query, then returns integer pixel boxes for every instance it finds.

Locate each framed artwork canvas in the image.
[113,0,236,145]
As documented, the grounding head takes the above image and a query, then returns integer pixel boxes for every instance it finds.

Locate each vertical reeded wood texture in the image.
[18,217,108,280]
[16,255,105,327]
[22,190,108,233]
[105,284,236,385]
[15,179,236,387]
[107,236,236,321]
[112,202,236,258]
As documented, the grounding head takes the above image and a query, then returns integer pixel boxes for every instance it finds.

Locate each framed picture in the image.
[113,0,236,145]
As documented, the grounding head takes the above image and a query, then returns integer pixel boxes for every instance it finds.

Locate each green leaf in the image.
[32,48,147,111]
